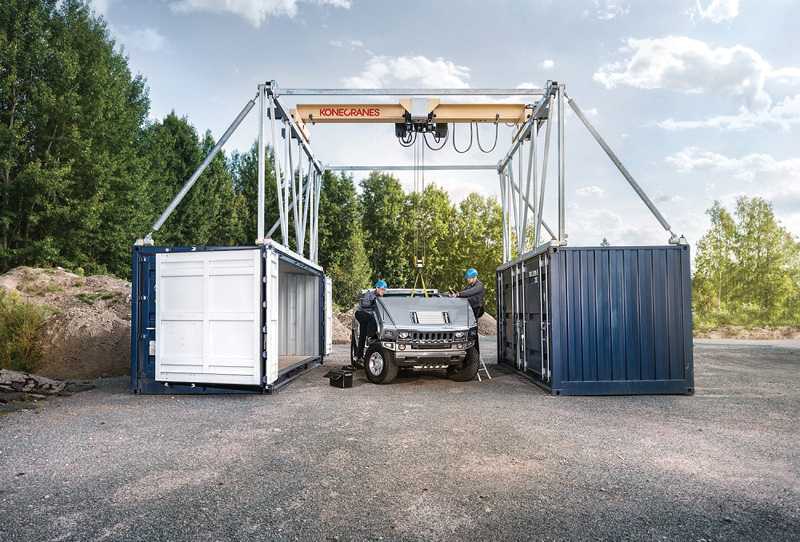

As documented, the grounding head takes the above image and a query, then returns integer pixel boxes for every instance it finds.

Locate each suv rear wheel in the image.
[364,345,398,384]
[447,346,480,382]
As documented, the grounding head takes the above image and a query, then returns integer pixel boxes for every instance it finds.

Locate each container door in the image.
[324,276,333,355]
[264,248,280,385]
[155,248,262,386]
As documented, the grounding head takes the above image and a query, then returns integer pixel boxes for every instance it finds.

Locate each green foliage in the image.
[318,172,369,306]
[360,172,412,286]
[0,290,47,372]
[0,0,150,277]
[693,197,800,329]
[140,115,245,248]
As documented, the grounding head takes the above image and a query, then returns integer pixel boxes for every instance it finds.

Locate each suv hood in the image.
[376,296,475,328]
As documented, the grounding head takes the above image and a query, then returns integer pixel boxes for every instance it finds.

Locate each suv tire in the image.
[448,346,480,382]
[364,345,398,384]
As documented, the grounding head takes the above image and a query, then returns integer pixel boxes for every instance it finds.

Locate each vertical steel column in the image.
[257,85,266,242]
[507,159,519,258]
[536,95,555,247]
[499,169,509,262]
[522,123,537,254]
[518,142,526,255]
[268,96,287,244]
[313,169,322,261]
[558,85,566,245]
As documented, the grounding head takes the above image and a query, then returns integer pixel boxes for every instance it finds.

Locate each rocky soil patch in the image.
[0,267,131,379]
[0,369,94,413]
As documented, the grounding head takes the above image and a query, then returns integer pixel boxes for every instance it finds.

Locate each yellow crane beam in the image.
[292,100,530,124]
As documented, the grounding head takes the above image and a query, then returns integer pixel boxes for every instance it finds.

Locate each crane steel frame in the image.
[140,80,681,265]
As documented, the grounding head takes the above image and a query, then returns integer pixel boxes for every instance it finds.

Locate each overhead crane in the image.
[140,80,684,267]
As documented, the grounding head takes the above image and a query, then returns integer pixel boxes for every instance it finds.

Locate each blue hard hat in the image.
[375,279,388,289]
[464,268,478,279]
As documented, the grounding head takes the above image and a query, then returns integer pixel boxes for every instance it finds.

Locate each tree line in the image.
[692,197,800,329]
[2,1,798,326]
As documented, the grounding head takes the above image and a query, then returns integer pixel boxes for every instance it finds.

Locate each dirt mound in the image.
[337,308,355,328]
[331,317,350,344]
[695,325,800,340]
[0,267,131,379]
[478,313,497,336]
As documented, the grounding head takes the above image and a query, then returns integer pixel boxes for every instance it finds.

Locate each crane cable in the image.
[410,133,429,297]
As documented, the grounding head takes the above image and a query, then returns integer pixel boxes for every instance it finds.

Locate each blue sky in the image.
[93,0,800,247]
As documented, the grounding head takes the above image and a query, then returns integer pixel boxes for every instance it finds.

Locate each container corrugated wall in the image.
[497,245,694,395]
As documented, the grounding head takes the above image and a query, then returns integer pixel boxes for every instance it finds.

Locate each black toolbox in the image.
[325,369,353,388]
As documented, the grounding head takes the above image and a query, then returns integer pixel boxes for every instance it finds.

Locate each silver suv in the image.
[350,289,480,384]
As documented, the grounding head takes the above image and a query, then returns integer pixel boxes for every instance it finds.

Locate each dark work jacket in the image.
[358,290,379,313]
[457,279,485,318]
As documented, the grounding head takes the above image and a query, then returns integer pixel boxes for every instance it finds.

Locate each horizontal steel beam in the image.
[294,102,530,124]
[274,88,545,97]
[325,164,498,172]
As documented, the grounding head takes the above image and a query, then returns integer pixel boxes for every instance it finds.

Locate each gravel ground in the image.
[1,338,798,541]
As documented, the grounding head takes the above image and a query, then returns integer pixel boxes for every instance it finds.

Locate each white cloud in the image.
[595,36,800,131]
[666,147,800,182]
[691,0,739,23]
[329,39,364,50]
[169,0,351,27]
[658,94,800,131]
[576,185,605,197]
[654,194,683,204]
[114,27,167,53]
[342,55,471,89]
[587,0,630,20]
[540,59,555,70]
[666,147,800,231]
[593,36,780,110]
[569,207,664,246]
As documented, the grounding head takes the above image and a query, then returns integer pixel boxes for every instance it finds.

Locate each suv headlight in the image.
[398,331,409,339]
[454,331,465,339]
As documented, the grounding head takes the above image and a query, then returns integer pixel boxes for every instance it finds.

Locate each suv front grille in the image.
[410,331,455,343]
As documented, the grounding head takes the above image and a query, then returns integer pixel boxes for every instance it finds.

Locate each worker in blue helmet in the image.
[355,279,387,361]
[451,267,485,319]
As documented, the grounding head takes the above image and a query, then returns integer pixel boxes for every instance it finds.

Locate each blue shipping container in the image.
[496,245,694,395]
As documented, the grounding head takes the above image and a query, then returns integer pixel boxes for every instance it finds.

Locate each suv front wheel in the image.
[447,346,480,382]
[364,345,398,384]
